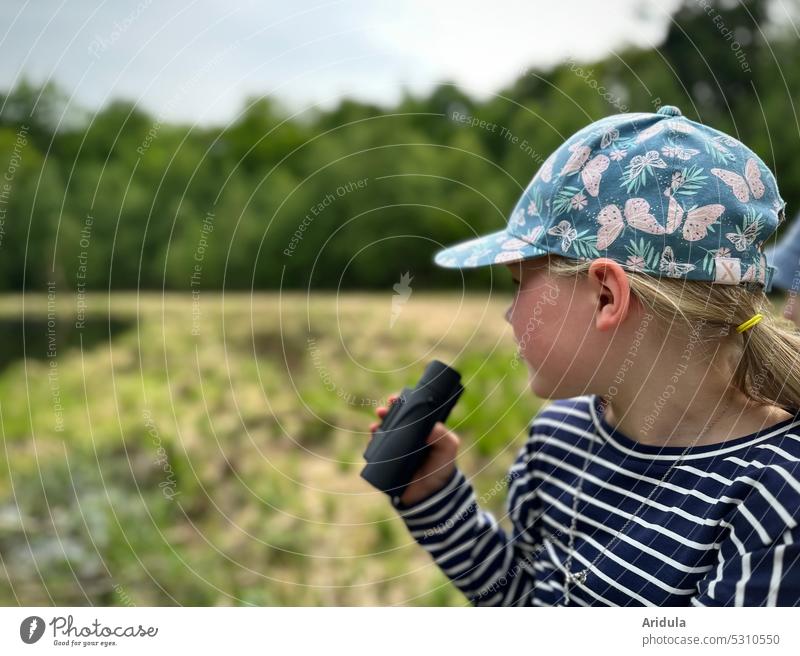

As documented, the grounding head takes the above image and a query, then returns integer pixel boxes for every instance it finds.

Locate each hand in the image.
[369,394,461,506]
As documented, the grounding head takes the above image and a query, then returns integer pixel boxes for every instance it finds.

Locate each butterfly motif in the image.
[559,143,591,176]
[596,196,724,249]
[634,119,694,144]
[720,135,739,147]
[710,158,765,202]
[626,150,667,179]
[707,136,734,156]
[501,237,530,250]
[538,153,556,183]
[726,220,760,251]
[661,144,699,160]
[493,250,525,264]
[596,198,666,249]
[596,205,626,249]
[600,127,620,149]
[667,120,695,135]
[665,193,726,242]
[464,247,493,266]
[547,220,578,251]
[659,246,696,277]
[634,122,666,144]
[580,155,610,197]
[516,226,544,244]
[741,259,766,284]
[558,145,610,197]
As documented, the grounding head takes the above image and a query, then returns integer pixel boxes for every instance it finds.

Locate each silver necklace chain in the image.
[560,390,736,606]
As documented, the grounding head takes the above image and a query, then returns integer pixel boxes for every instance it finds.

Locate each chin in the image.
[527,369,556,399]
[528,369,579,401]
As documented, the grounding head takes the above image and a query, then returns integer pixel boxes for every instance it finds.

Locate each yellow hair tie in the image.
[736,313,764,333]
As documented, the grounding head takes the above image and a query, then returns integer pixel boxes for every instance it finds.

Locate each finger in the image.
[376,406,388,418]
[369,421,379,433]
[426,422,456,446]
[388,394,399,404]
[426,423,446,443]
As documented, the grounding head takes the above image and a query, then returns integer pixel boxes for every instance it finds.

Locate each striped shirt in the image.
[391,394,800,606]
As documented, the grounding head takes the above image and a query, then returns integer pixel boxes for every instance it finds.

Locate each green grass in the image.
[0,292,540,606]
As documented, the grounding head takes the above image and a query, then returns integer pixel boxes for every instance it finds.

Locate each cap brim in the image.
[433,229,549,269]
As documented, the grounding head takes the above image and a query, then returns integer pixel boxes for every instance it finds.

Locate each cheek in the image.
[507,293,533,339]
[512,295,596,376]
[508,290,559,354]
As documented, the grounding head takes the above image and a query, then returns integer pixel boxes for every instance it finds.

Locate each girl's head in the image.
[783,291,800,328]
[765,210,800,329]
[503,254,800,413]
[433,104,797,409]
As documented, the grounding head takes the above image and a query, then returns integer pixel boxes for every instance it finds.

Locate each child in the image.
[765,212,800,328]
[367,105,800,606]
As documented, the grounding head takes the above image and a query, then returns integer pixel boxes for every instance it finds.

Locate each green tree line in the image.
[0,0,798,291]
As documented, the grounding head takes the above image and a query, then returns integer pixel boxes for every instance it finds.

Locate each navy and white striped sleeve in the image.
[390,441,541,606]
[692,460,800,606]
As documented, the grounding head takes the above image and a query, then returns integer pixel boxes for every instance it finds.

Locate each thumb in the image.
[425,421,460,452]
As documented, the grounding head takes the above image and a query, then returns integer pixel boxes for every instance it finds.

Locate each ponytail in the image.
[732,308,800,412]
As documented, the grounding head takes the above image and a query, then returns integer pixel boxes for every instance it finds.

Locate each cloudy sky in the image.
[0,0,682,125]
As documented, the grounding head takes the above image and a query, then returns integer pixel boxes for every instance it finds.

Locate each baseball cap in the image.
[433,105,787,292]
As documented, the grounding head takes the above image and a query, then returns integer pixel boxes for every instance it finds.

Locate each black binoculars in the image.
[361,360,463,498]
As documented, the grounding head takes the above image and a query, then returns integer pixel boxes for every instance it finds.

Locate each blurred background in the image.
[0,0,799,605]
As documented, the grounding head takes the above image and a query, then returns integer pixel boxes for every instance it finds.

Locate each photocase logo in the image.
[20,616,45,644]
[390,271,413,328]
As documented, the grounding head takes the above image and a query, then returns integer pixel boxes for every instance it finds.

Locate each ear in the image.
[587,258,631,331]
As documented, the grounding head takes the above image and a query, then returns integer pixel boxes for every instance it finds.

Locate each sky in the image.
[0,0,683,126]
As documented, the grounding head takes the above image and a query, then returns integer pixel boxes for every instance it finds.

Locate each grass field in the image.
[0,292,542,606]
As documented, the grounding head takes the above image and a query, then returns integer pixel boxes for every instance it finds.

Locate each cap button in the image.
[656,105,682,117]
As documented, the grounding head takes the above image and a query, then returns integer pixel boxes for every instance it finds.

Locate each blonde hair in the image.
[540,255,800,413]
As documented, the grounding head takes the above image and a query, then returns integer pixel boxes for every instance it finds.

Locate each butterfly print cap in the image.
[433,104,786,291]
